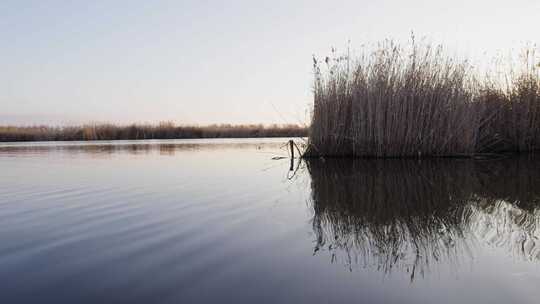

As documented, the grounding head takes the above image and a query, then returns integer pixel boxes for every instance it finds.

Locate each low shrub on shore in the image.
[0,123,307,142]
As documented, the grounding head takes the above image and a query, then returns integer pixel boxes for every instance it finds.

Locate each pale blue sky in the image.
[1,0,538,125]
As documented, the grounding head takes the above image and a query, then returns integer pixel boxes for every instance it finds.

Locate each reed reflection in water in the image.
[306,157,540,280]
[0,139,286,157]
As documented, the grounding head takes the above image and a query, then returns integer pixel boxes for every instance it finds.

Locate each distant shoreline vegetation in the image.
[305,39,540,157]
[0,123,307,142]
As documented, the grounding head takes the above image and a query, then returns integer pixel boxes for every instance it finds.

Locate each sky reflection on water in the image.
[0,140,539,303]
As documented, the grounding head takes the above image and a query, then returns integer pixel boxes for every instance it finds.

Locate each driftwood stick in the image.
[289,140,294,171]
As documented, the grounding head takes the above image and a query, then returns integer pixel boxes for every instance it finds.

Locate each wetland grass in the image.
[305,40,540,158]
[0,123,307,142]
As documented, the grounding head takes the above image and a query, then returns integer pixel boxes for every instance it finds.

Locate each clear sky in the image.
[1,0,539,126]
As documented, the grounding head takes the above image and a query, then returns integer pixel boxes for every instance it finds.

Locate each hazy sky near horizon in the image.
[1,0,539,125]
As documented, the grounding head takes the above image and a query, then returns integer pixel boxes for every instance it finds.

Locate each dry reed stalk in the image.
[306,40,540,157]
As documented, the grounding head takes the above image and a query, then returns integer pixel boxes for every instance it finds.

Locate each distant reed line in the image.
[0,123,307,142]
[306,39,540,157]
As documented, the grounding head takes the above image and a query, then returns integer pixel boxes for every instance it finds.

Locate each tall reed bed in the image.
[306,40,540,157]
[477,49,540,152]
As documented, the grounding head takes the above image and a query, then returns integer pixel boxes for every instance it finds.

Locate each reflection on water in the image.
[306,157,540,280]
[0,139,286,157]
[1,140,540,303]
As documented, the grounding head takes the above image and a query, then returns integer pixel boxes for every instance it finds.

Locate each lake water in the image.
[1,139,540,303]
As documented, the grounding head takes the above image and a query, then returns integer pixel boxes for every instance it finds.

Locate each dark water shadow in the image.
[306,157,540,281]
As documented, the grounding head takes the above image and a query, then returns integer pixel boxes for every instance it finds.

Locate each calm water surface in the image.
[1,139,540,303]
